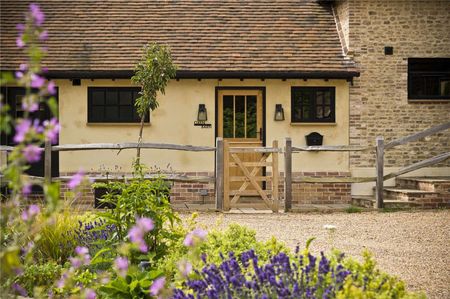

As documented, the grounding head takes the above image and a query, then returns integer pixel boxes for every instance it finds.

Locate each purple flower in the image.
[137,217,154,231]
[19,63,28,72]
[128,217,154,252]
[21,204,40,221]
[75,246,89,255]
[179,260,193,277]
[70,246,91,269]
[22,97,39,112]
[29,3,45,26]
[114,256,129,277]
[43,117,60,144]
[23,144,43,163]
[85,289,96,299]
[16,23,25,32]
[16,36,25,48]
[29,204,40,215]
[150,277,166,296]
[22,183,32,196]
[39,30,48,41]
[14,120,31,143]
[12,283,27,296]
[15,71,24,79]
[68,170,85,189]
[183,228,207,247]
[47,81,57,95]
[30,74,45,88]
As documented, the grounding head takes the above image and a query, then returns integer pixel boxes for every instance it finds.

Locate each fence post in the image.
[284,137,292,212]
[223,140,230,211]
[215,137,224,210]
[375,136,384,209]
[271,140,279,213]
[44,140,52,183]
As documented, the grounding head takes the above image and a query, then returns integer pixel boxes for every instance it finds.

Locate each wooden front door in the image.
[217,88,265,203]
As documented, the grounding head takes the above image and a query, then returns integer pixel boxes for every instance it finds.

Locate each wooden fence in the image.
[1,121,449,211]
[283,121,450,211]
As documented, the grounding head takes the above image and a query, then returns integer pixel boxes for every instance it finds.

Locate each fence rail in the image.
[1,121,449,211]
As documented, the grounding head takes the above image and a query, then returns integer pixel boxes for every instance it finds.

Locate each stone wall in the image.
[335,0,450,169]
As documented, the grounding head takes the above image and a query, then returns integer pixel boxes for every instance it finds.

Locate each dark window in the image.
[291,87,335,123]
[88,87,149,123]
[408,58,450,100]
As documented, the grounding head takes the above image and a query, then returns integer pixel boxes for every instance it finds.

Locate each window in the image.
[291,87,335,123]
[408,58,450,100]
[88,87,148,123]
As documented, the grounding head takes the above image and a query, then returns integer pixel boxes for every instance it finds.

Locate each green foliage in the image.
[158,222,289,281]
[99,268,163,299]
[202,223,289,265]
[338,250,426,299]
[95,177,181,262]
[13,262,63,296]
[131,43,177,116]
[345,205,363,213]
[33,211,80,263]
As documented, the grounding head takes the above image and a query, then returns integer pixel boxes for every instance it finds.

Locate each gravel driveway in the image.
[181,210,450,299]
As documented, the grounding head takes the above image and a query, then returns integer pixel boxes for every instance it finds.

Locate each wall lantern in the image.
[197,104,207,121]
[274,104,285,121]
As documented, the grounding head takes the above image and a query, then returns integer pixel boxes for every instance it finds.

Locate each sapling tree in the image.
[131,43,177,165]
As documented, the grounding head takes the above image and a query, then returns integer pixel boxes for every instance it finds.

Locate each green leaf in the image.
[90,247,112,265]
[47,97,59,117]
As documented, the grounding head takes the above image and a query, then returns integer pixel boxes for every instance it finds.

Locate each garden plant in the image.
[0,3,426,299]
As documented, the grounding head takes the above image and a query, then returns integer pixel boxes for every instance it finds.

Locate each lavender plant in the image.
[172,248,351,299]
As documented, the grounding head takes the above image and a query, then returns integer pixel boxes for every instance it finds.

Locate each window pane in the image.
[246,96,257,138]
[105,106,119,121]
[324,91,331,105]
[316,106,323,119]
[105,90,118,105]
[324,106,332,119]
[302,106,311,120]
[235,96,245,138]
[316,91,323,104]
[441,79,450,96]
[120,106,133,121]
[91,106,104,121]
[223,95,234,138]
[119,90,133,105]
[92,90,104,105]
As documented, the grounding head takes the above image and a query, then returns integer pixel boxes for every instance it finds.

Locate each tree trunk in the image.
[136,113,146,165]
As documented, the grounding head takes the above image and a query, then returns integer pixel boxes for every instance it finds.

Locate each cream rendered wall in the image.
[56,78,350,174]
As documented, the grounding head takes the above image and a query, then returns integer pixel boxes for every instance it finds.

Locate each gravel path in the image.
[180,210,450,299]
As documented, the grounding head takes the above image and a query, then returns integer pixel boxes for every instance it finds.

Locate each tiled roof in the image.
[0,0,358,77]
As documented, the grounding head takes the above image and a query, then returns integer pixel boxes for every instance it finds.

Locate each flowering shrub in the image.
[94,177,181,262]
[173,249,424,299]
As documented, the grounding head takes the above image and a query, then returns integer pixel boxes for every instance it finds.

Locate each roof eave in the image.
[1,69,360,80]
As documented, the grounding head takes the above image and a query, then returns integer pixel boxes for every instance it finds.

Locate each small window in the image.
[291,87,335,123]
[408,58,450,100]
[88,87,149,123]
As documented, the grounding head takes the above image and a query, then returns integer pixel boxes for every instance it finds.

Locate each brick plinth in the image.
[292,172,352,204]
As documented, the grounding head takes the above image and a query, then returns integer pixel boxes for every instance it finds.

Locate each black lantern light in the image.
[197,104,207,121]
[274,104,285,121]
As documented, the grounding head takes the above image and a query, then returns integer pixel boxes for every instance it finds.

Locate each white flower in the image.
[323,224,337,230]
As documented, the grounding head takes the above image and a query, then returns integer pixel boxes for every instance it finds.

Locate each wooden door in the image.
[217,88,264,196]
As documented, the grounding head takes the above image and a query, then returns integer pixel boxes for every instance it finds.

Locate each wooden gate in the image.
[223,140,280,212]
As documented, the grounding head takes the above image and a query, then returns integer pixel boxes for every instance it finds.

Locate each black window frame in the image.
[291,87,336,123]
[87,87,149,123]
[408,58,450,100]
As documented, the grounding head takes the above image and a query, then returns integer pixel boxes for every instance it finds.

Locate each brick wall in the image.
[56,172,215,209]
[267,171,352,205]
[292,172,352,204]
[335,0,450,169]
[169,172,215,204]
